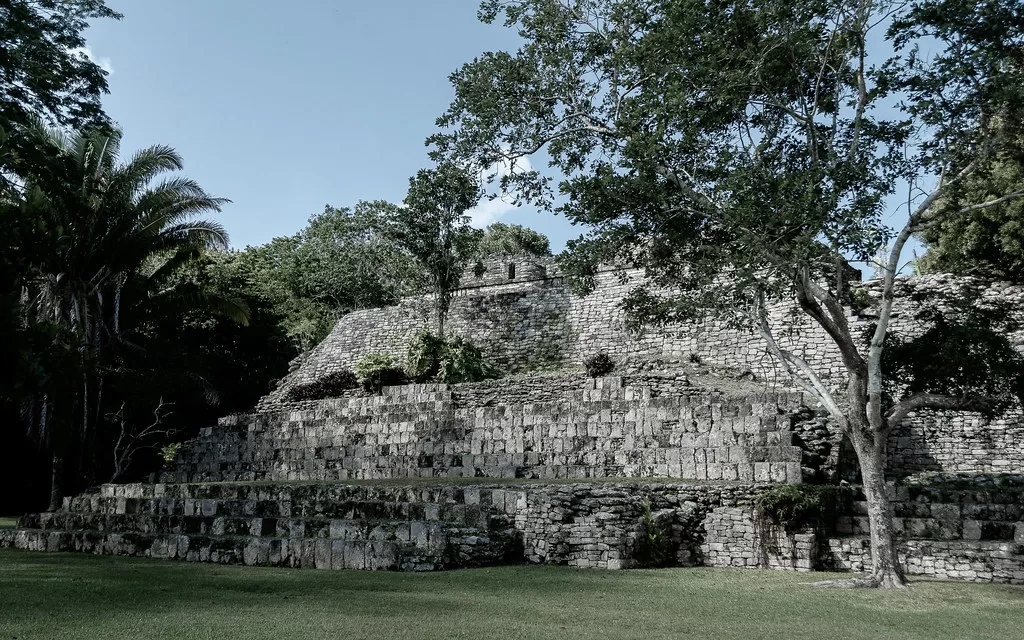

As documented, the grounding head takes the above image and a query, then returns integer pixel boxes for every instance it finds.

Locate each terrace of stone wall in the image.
[164,377,806,485]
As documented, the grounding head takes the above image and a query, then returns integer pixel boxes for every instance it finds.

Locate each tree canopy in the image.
[478,222,552,257]
[0,121,262,510]
[918,156,1024,281]
[227,205,422,350]
[364,163,483,335]
[0,0,120,130]
[432,0,1024,587]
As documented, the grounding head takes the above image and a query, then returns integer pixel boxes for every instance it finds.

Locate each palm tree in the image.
[15,123,242,508]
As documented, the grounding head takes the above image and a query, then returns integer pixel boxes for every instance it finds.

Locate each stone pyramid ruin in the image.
[4,257,1024,582]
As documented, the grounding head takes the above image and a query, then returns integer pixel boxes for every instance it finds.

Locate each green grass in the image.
[0,549,1021,640]
[0,517,17,529]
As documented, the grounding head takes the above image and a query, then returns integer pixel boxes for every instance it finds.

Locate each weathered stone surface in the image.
[823,537,1024,584]
[262,260,1024,478]
[6,479,1022,583]
[163,379,805,485]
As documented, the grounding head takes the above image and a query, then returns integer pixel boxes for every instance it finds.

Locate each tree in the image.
[291,206,422,339]
[365,164,483,335]
[0,0,120,130]
[15,125,235,508]
[431,0,1024,587]
[226,206,422,351]
[917,156,1024,281]
[477,222,552,257]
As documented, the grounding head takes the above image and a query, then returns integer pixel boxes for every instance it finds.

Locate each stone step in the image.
[57,495,500,526]
[164,386,805,484]
[94,481,515,503]
[0,528,510,571]
[19,511,510,540]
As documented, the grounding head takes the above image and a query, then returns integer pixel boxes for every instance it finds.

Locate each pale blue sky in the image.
[84,0,580,251]
[83,1,920,271]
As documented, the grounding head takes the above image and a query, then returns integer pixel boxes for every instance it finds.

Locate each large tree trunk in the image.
[849,429,908,588]
[47,454,63,512]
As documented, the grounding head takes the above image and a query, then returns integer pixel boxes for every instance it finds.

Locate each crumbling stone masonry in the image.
[266,259,1024,478]
[4,479,1021,583]
[163,378,805,485]
[4,263,1024,584]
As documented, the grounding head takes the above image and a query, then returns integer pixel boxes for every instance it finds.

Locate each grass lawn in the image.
[0,549,1021,640]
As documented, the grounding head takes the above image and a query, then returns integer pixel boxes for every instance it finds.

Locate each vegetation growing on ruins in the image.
[583,352,616,378]
[1,0,555,508]
[2,0,1023,601]
[223,205,424,351]
[432,0,1024,587]
[362,163,485,336]
[477,222,552,258]
[284,369,360,402]
[407,329,497,384]
[354,354,407,393]
[754,484,850,534]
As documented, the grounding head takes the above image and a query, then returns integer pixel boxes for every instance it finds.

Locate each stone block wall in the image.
[265,266,1024,477]
[823,538,1024,584]
[887,409,1024,475]
[836,484,1024,542]
[5,478,1024,583]
[701,507,816,570]
[506,482,767,569]
[278,268,1024,398]
[164,378,806,485]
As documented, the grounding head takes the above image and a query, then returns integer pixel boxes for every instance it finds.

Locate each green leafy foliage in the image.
[632,497,672,568]
[354,354,406,392]
[880,303,1024,417]
[226,206,422,351]
[0,0,121,130]
[754,485,850,534]
[406,329,448,383]
[363,164,483,335]
[285,370,359,402]
[406,330,496,384]
[583,352,615,378]
[158,442,182,466]
[918,157,1024,282]
[477,222,551,258]
[438,335,496,384]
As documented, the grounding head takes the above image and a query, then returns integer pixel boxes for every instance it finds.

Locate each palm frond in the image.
[111,145,184,198]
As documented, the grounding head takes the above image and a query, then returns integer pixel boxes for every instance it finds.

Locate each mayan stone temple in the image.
[4,256,1024,582]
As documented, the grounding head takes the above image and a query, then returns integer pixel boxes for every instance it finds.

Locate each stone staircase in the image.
[161,379,805,484]
[1,483,521,571]
[2,375,809,572]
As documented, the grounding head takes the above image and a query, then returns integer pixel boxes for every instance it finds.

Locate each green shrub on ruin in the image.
[438,335,496,384]
[583,352,615,377]
[406,329,448,382]
[159,443,182,466]
[405,330,496,384]
[354,354,406,392]
[754,484,850,534]
[632,496,672,568]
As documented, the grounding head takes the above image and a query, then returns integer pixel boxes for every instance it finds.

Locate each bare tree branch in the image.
[886,392,997,432]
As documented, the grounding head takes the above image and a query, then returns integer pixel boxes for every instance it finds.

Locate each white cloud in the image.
[466,155,532,228]
[71,46,114,75]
